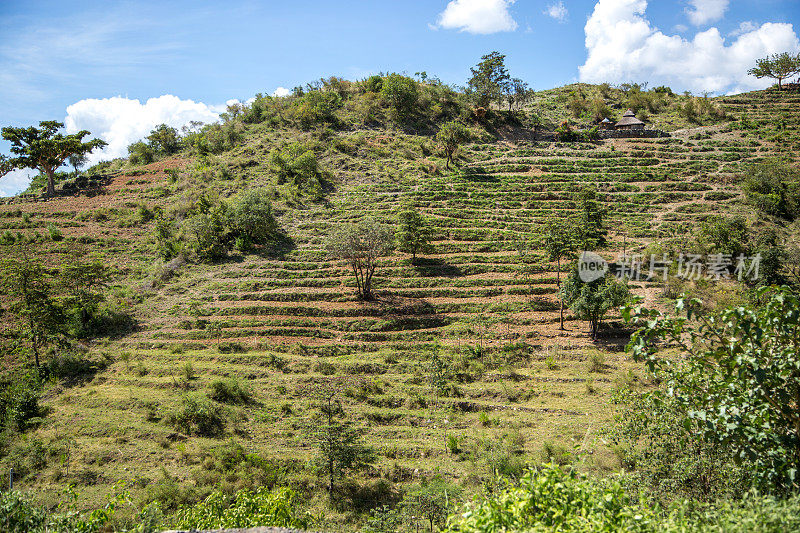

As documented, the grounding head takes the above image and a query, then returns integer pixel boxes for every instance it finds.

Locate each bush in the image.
[165,394,226,437]
[172,487,310,530]
[0,372,42,432]
[446,464,800,532]
[228,189,279,251]
[187,207,228,262]
[209,379,253,405]
[128,141,155,165]
[0,491,46,533]
[741,160,800,220]
[380,73,418,120]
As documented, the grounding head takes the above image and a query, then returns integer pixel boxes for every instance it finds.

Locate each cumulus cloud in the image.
[685,0,729,26]
[434,0,518,34]
[730,21,758,37]
[545,1,568,23]
[578,0,800,94]
[64,94,223,166]
[272,87,291,97]
[0,168,35,197]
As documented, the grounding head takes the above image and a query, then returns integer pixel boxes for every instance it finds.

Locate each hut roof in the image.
[615,110,645,127]
[600,117,612,123]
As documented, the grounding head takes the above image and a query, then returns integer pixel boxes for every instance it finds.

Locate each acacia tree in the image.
[325,218,393,300]
[1,121,106,197]
[395,205,434,263]
[468,51,511,109]
[544,220,579,330]
[748,52,800,90]
[436,120,470,170]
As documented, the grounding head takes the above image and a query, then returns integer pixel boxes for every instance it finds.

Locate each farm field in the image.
[1,83,799,529]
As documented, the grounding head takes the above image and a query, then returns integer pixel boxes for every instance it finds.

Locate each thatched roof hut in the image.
[599,117,614,130]
[615,109,645,130]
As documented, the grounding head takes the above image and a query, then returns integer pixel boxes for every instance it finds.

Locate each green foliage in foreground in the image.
[446,464,800,533]
[624,287,800,493]
[172,487,310,530]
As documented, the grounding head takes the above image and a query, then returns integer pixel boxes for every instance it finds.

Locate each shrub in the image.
[173,487,310,530]
[165,393,226,437]
[128,141,155,165]
[380,73,418,120]
[0,491,46,532]
[446,464,800,532]
[187,207,228,262]
[147,124,180,155]
[209,379,253,405]
[228,189,279,251]
[741,160,800,220]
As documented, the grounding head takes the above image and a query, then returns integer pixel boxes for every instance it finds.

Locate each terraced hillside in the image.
[1,86,798,526]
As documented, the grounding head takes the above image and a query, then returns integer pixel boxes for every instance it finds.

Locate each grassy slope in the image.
[0,85,798,528]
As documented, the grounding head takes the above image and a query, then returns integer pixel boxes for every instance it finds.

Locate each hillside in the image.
[1,80,799,530]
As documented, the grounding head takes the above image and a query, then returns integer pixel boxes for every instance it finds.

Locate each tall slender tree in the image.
[468,51,511,109]
[544,220,579,330]
[1,121,106,197]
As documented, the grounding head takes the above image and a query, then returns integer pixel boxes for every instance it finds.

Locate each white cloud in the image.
[674,24,688,33]
[545,1,568,23]
[578,0,800,94]
[685,0,729,26]
[0,168,35,197]
[434,0,518,34]
[272,87,291,97]
[64,95,223,167]
[730,21,757,37]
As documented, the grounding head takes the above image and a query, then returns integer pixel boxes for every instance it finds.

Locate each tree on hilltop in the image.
[468,51,511,109]
[748,52,800,90]
[1,121,106,197]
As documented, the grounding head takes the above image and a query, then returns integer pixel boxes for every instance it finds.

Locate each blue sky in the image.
[1,0,798,195]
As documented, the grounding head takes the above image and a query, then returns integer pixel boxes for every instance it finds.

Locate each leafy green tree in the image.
[312,394,376,494]
[623,287,800,492]
[0,256,64,368]
[146,124,180,155]
[748,52,800,90]
[468,51,511,109]
[544,220,579,329]
[577,186,607,249]
[741,160,800,220]
[504,78,531,112]
[187,205,229,262]
[698,216,749,256]
[228,188,279,251]
[402,478,461,531]
[325,218,393,300]
[127,141,155,165]
[435,120,470,170]
[1,121,106,196]
[380,73,419,120]
[67,153,87,177]
[395,205,434,263]
[59,258,113,337]
[561,266,629,338]
[0,154,11,178]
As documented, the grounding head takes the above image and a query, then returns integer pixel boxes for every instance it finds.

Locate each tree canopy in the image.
[468,51,511,109]
[1,121,106,196]
[748,52,800,90]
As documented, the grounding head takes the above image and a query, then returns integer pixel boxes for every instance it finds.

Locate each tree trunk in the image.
[45,169,55,197]
[557,257,565,330]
